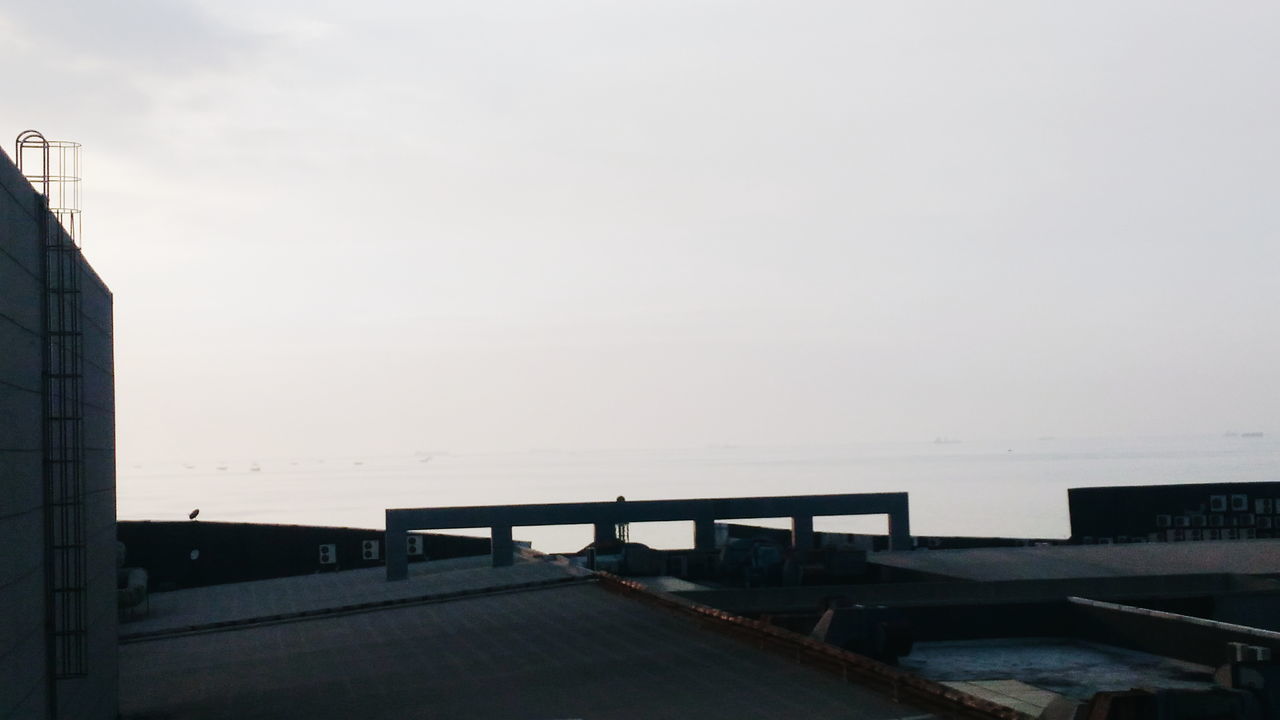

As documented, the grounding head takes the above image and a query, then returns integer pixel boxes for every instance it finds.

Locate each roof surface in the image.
[120,561,938,719]
[869,538,1280,581]
[121,555,580,637]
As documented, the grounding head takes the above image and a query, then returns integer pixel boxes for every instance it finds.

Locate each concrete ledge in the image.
[1069,596,1280,665]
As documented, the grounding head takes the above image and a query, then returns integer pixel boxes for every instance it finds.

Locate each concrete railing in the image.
[1069,596,1280,666]
[385,493,910,580]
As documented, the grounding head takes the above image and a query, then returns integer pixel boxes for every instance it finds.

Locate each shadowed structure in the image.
[385,492,911,580]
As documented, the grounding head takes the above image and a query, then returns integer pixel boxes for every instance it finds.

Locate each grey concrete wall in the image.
[1070,596,1280,667]
[0,147,116,720]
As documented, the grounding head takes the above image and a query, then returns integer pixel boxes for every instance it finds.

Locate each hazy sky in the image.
[2,1,1277,462]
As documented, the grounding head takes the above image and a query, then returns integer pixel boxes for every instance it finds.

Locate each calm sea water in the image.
[118,435,1279,553]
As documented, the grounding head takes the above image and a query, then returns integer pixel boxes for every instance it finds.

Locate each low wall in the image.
[1069,597,1280,666]
[118,521,490,590]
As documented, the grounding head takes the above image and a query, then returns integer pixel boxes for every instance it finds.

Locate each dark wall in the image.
[0,148,116,720]
[1070,597,1280,667]
[118,521,491,590]
[723,522,1058,552]
[678,573,1251,617]
[1069,482,1280,543]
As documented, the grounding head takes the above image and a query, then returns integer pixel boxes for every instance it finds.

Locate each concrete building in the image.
[1069,482,1280,543]
[0,138,117,719]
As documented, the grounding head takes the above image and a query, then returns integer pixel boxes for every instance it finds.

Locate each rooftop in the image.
[120,558,945,720]
[869,538,1280,581]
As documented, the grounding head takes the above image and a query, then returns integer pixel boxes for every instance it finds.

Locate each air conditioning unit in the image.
[1188,529,1203,541]
[1210,495,1228,512]
[1256,499,1274,515]
[1241,529,1256,540]
[1258,517,1273,530]
[1210,515,1225,528]
[1191,515,1207,528]
[318,543,336,564]
[1206,529,1221,540]
[1173,516,1190,528]
[362,539,380,560]
[1231,494,1249,512]
[406,535,424,556]
[1156,514,1172,528]
[1228,643,1273,663]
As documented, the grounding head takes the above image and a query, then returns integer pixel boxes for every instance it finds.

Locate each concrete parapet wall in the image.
[1069,596,1280,667]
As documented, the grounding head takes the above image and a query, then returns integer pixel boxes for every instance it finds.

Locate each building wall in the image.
[1069,482,1280,543]
[0,147,116,720]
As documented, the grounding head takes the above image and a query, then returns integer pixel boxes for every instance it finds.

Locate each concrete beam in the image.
[385,492,911,579]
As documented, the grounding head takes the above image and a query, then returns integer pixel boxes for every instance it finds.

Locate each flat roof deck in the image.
[121,555,587,639]
[869,538,1280,581]
[120,567,939,720]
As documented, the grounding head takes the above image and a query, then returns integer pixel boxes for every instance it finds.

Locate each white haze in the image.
[1,1,1277,464]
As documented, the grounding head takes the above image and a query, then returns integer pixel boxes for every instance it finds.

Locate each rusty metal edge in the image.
[594,572,1033,720]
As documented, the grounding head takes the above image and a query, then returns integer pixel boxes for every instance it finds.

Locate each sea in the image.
[118,434,1279,553]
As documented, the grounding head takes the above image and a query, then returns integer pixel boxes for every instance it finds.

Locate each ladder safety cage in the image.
[16,129,88,679]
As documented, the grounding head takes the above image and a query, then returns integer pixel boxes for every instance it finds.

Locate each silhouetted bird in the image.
[189,509,199,520]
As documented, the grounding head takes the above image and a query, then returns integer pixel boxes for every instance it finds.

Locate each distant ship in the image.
[1241,432,1265,438]
[249,463,261,472]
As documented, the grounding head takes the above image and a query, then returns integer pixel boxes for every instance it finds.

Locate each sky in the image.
[1,1,1277,463]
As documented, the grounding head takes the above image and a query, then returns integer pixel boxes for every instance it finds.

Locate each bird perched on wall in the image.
[189,509,199,520]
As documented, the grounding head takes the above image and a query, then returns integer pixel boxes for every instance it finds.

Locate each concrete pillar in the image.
[593,522,617,547]
[791,515,814,552]
[887,502,912,551]
[694,517,717,551]
[491,525,515,567]
[385,514,408,581]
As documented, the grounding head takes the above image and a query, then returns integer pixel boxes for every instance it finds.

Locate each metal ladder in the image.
[16,130,88,678]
